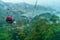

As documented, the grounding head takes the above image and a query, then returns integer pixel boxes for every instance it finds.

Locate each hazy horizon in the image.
[1,0,60,11]
[0,0,59,17]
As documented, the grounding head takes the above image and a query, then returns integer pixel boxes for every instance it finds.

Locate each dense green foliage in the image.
[0,12,60,40]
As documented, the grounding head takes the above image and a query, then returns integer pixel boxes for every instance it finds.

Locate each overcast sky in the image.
[2,0,59,5]
[2,0,60,11]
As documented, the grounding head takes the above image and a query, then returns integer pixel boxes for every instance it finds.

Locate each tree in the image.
[25,13,60,40]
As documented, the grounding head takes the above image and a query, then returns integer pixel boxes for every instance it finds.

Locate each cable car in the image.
[6,16,14,24]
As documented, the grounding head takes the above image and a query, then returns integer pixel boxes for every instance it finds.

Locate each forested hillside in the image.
[0,0,60,40]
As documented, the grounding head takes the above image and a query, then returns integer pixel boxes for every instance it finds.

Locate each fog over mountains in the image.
[0,0,56,18]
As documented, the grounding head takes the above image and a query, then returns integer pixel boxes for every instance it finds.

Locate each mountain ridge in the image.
[0,1,56,18]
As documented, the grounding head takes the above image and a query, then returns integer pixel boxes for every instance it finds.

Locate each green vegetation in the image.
[0,1,60,40]
[0,13,60,40]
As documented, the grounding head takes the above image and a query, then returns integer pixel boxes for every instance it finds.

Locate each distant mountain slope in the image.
[0,1,56,21]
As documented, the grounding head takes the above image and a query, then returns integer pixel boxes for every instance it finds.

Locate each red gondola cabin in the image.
[6,16,14,24]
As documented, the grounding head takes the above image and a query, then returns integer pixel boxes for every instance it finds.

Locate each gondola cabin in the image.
[6,16,14,24]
